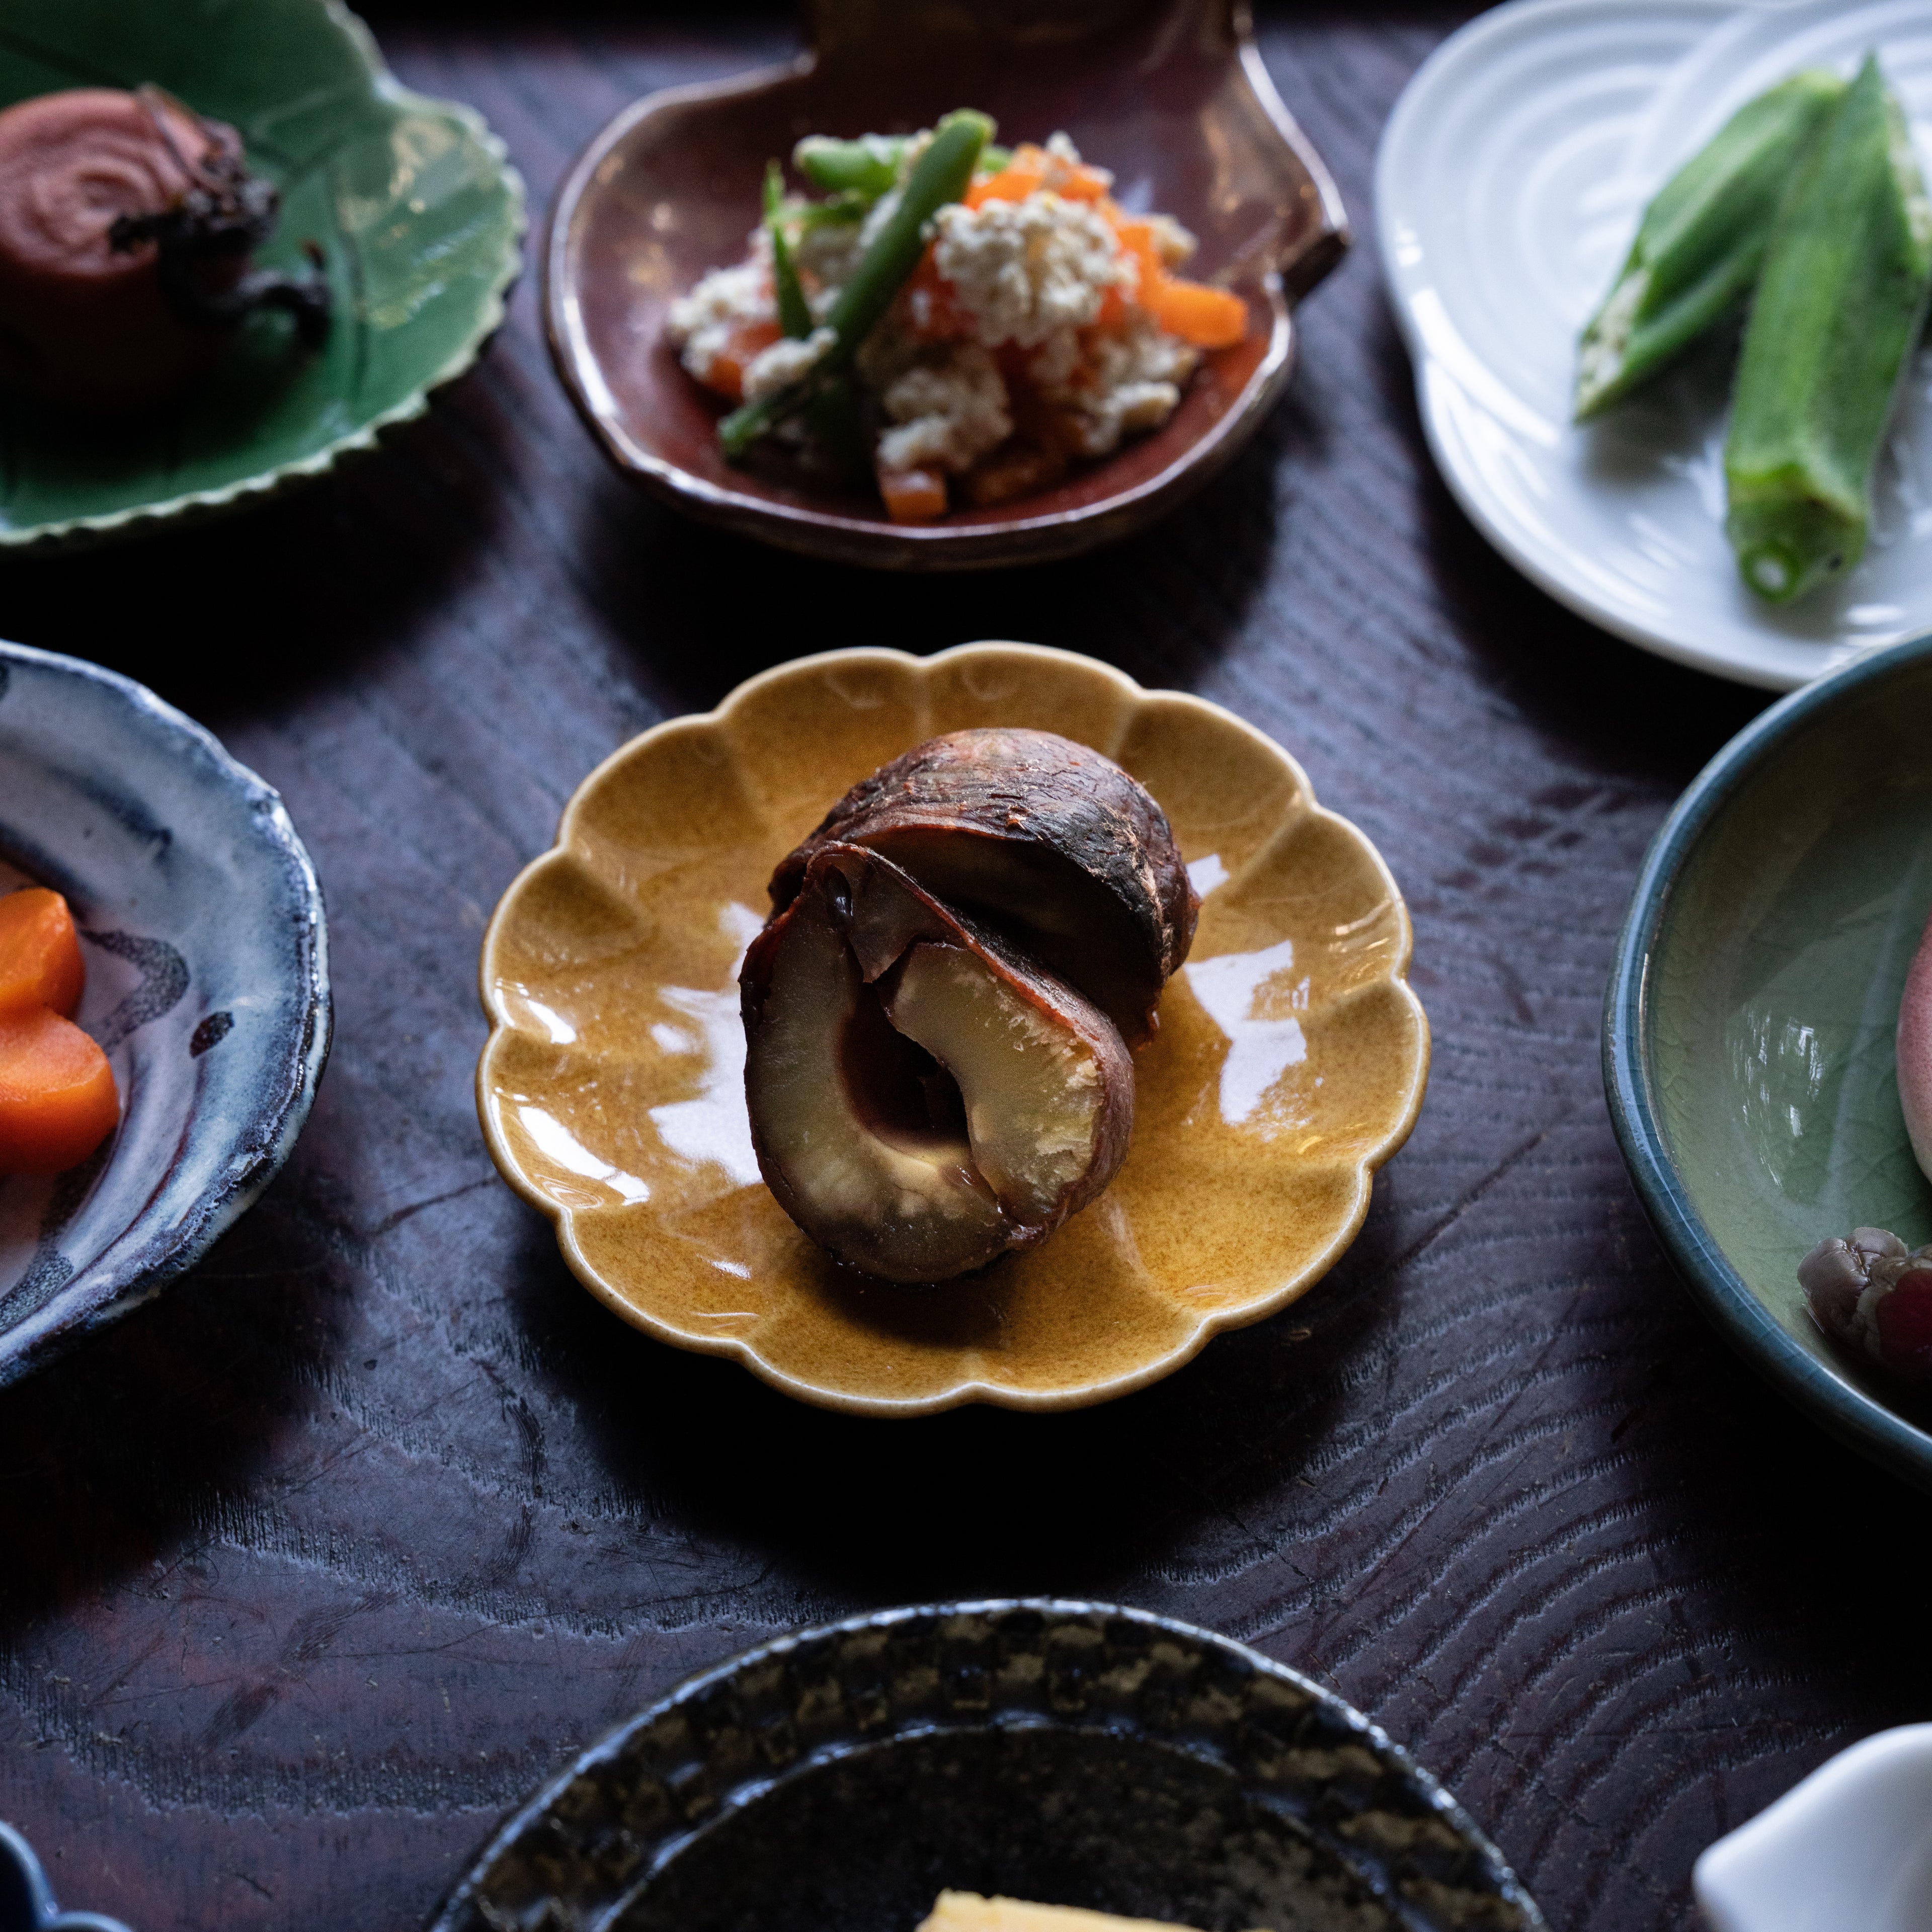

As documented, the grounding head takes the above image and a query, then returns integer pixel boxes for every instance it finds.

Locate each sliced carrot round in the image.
[0,887,84,1017]
[0,1004,118,1174]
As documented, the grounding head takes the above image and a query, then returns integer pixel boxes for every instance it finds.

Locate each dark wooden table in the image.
[2,6,1922,1928]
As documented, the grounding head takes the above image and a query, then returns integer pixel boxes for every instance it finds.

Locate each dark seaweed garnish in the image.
[106,84,330,347]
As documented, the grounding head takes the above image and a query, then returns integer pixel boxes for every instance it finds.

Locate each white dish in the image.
[1695,1725,1932,1930]
[1377,0,1932,691]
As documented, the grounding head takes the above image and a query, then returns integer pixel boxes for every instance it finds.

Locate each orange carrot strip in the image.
[0,888,84,1017]
[1148,276,1249,348]
[965,165,1044,209]
[703,319,781,402]
[0,1004,118,1174]
[1098,214,1167,326]
[878,468,949,523]
[1054,164,1112,202]
[902,248,975,341]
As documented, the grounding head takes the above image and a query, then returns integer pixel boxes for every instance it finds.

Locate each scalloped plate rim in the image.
[0,0,528,552]
[476,641,1429,1419]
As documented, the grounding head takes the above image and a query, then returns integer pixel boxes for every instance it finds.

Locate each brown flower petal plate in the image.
[543,0,1348,570]
[475,643,1428,1416]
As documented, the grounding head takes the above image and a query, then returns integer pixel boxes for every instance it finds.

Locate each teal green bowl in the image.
[0,0,524,549]
[1606,639,1932,1494]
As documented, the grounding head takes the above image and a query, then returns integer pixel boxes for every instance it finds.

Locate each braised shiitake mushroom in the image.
[742,843,1136,1283]
[770,728,1197,1048]
[743,729,1195,1284]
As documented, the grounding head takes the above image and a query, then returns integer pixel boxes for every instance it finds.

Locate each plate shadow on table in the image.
[0,383,514,723]
[489,1163,1412,1605]
[569,364,1315,719]
[1371,296,1768,780]
[0,1164,358,1632]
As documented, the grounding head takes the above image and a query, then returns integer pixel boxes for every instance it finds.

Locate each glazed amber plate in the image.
[476,645,1428,1415]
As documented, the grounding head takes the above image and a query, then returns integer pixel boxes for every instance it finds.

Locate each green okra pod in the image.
[722,109,994,461]
[1575,68,1845,420]
[1725,55,1932,602]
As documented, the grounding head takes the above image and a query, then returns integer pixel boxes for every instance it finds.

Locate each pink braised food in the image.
[0,84,327,410]
[1797,907,1932,1382]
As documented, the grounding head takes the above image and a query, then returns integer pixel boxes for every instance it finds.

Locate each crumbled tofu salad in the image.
[664,109,1249,524]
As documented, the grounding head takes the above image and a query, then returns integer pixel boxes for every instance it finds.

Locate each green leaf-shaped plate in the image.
[0,0,525,547]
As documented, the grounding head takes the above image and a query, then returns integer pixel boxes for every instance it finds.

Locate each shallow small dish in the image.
[1604,634,1932,1494]
[477,642,1427,1417]
[430,1599,1543,1932]
[0,0,525,551]
[1378,0,1932,692]
[544,0,1346,571]
[1695,1725,1932,1932]
[0,641,330,1386]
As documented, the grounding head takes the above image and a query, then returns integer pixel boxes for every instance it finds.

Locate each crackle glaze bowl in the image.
[544,0,1347,570]
[0,0,525,549]
[1605,634,1932,1494]
[0,642,330,1386]
[430,1600,1543,1932]
[477,642,1428,1417]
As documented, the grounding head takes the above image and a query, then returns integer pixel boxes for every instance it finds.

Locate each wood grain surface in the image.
[1,6,1923,1929]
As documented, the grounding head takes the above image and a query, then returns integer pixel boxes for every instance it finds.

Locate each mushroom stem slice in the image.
[769,728,1197,1046]
[887,940,1126,1226]
[741,845,1134,1282]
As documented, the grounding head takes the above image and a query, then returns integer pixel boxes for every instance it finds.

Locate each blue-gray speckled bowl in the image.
[0,640,329,1386]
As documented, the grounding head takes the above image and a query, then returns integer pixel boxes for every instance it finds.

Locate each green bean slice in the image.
[721,109,994,461]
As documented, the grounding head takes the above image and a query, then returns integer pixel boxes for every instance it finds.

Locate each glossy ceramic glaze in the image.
[0,0,525,549]
[429,1600,1543,1932]
[544,0,1347,571]
[1605,637,1932,1492]
[1379,0,1932,691]
[1695,1726,1932,1932]
[477,643,1427,1416]
[0,642,330,1386]
[0,1821,131,1932]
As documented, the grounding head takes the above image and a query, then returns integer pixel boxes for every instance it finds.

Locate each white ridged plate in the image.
[1378,0,1932,691]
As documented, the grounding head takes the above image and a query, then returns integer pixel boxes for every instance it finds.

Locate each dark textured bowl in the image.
[544,0,1347,571]
[429,1600,1543,1932]
[0,642,330,1386]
